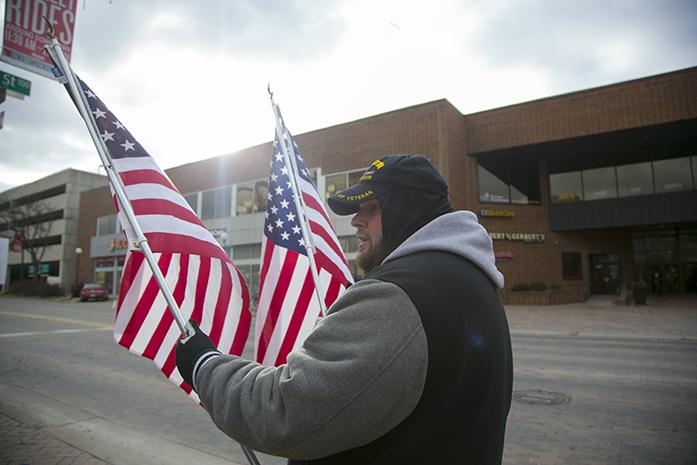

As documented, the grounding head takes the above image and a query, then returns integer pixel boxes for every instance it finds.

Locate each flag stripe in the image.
[145,232,230,262]
[120,169,178,192]
[119,253,173,350]
[142,254,188,359]
[130,199,204,227]
[274,269,315,366]
[257,251,299,363]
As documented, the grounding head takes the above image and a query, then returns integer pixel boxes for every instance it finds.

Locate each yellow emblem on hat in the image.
[371,159,385,169]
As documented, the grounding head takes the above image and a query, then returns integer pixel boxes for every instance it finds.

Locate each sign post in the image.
[1,0,78,79]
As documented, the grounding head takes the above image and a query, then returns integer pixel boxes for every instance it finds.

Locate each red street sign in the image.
[1,0,78,80]
[11,233,22,253]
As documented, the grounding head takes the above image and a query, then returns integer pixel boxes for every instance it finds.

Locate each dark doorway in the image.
[590,254,622,295]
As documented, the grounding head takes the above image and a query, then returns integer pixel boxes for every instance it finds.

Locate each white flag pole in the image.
[45,25,262,465]
[268,89,328,318]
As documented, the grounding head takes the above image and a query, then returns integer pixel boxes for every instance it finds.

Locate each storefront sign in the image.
[480,209,515,218]
[1,0,78,79]
[495,251,513,261]
[108,239,129,251]
[490,232,545,243]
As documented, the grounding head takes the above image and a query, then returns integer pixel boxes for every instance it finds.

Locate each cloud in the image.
[73,0,346,73]
[467,0,697,87]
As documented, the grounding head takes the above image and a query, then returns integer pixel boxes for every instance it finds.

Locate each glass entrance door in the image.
[590,254,622,295]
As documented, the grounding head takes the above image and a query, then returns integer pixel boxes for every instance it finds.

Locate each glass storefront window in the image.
[653,157,693,193]
[233,244,261,260]
[617,162,653,197]
[235,183,254,216]
[347,170,363,186]
[511,185,528,204]
[325,173,347,199]
[184,192,199,213]
[582,167,617,200]
[202,186,232,219]
[254,180,269,212]
[550,172,583,203]
[97,214,117,236]
[478,165,510,203]
[339,235,358,253]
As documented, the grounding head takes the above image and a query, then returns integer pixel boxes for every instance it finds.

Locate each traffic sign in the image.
[0,70,31,97]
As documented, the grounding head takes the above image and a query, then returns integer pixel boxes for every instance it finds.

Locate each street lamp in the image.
[74,247,83,297]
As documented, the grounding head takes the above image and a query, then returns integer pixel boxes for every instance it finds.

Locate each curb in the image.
[0,384,244,465]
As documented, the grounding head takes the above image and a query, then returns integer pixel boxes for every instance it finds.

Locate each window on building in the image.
[325,173,348,199]
[232,243,261,260]
[254,180,269,212]
[202,186,232,220]
[97,214,117,236]
[478,161,539,205]
[347,170,362,186]
[653,157,693,193]
[550,172,583,203]
[235,183,254,216]
[562,252,583,280]
[324,170,363,200]
[237,264,261,304]
[617,162,654,197]
[478,165,510,203]
[582,167,617,200]
[183,192,199,214]
[338,235,358,254]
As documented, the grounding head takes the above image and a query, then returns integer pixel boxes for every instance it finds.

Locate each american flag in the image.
[254,111,353,366]
[78,78,251,401]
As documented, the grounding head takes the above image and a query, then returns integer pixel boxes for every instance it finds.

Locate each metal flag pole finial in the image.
[41,16,55,39]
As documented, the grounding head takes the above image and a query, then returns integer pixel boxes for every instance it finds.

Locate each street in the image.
[1,296,696,465]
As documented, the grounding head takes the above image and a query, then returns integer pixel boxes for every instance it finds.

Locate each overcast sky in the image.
[1,0,696,192]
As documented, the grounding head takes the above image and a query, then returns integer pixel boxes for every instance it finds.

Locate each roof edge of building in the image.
[464,66,697,118]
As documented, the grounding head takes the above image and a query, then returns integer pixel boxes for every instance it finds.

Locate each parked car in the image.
[80,283,109,301]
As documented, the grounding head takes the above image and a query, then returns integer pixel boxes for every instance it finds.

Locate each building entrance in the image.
[590,254,622,294]
[632,225,697,294]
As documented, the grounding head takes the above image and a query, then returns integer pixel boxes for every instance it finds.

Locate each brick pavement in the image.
[0,413,107,465]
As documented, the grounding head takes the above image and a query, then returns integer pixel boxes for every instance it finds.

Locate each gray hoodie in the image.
[196,211,503,459]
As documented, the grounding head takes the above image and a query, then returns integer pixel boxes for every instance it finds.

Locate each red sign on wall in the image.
[1,0,78,79]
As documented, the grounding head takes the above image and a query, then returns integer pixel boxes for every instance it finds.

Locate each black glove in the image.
[176,319,220,390]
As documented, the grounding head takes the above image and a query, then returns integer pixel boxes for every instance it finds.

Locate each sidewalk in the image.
[506,295,697,340]
[1,412,108,465]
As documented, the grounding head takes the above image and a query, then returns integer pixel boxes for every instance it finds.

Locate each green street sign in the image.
[0,70,31,97]
[28,264,50,275]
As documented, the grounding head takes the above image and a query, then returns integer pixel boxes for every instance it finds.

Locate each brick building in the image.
[76,67,697,303]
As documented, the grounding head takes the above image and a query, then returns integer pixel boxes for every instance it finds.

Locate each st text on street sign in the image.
[1,0,78,80]
[0,70,32,97]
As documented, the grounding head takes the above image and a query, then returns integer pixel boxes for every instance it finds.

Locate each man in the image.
[177,155,512,464]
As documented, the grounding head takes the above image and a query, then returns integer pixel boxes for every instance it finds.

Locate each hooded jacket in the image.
[195,211,511,462]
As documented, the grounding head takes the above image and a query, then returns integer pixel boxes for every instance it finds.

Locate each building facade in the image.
[1,169,107,291]
[76,67,697,303]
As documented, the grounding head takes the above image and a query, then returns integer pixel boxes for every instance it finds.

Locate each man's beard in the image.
[356,238,383,273]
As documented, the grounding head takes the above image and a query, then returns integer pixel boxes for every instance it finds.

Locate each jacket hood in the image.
[382,211,505,288]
